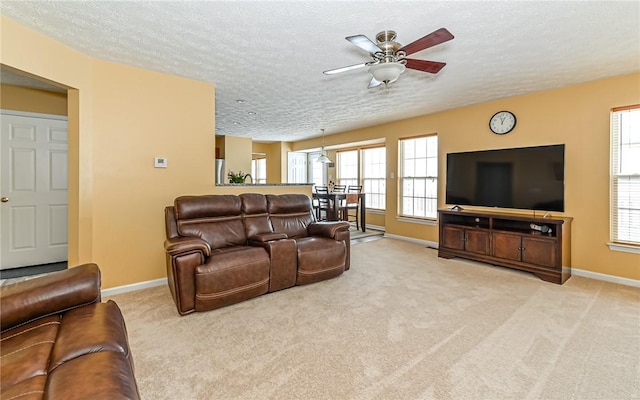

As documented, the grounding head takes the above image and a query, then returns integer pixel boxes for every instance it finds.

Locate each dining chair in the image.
[313,185,331,221]
[339,185,362,229]
[332,185,346,193]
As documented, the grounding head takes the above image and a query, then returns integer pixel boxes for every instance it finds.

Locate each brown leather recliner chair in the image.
[164,193,350,315]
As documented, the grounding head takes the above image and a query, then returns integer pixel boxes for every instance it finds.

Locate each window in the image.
[400,135,438,219]
[251,158,267,184]
[611,105,640,246]
[337,150,358,188]
[362,147,386,209]
[309,152,327,187]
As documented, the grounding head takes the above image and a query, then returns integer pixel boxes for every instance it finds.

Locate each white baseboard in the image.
[383,233,439,249]
[572,268,640,288]
[102,277,167,297]
[365,223,385,232]
[383,234,640,288]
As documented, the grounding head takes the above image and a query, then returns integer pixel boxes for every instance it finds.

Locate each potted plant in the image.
[228,170,245,184]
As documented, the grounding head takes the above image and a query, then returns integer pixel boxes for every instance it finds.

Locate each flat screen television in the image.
[445,144,565,212]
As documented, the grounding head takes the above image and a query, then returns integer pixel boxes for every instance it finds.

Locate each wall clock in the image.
[489,111,517,135]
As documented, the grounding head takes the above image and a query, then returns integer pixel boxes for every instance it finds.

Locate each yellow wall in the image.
[1,16,219,288]
[279,142,293,182]
[253,141,288,184]
[90,60,217,287]
[293,73,640,281]
[0,84,68,115]
[224,135,252,181]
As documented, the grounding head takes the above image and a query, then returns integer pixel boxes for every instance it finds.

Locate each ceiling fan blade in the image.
[346,34,381,55]
[399,28,454,56]
[323,63,368,75]
[367,77,383,89]
[404,59,447,74]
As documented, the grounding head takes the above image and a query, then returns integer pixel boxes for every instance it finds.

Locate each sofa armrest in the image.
[0,263,101,332]
[164,236,211,257]
[308,221,350,239]
[249,232,288,243]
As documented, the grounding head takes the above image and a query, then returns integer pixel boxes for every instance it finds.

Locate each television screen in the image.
[446,144,565,212]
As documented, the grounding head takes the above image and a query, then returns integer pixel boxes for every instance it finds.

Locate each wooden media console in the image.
[438,209,572,284]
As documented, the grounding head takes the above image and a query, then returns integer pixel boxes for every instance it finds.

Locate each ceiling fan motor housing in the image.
[375,30,403,63]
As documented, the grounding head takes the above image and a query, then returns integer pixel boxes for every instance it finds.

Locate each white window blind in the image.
[400,135,438,219]
[362,147,386,210]
[611,105,640,245]
[337,150,358,188]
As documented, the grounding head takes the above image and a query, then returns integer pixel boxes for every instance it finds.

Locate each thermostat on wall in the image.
[154,157,167,168]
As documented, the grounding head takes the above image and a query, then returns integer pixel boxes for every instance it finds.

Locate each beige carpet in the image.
[107,238,640,400]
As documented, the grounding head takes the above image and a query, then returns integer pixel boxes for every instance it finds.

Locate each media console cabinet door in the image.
[465,229,490,255]
[442,226,465,250]
[492,232,522,261]
[521,237,557,268]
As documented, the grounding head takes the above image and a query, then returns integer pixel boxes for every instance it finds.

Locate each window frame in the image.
[336,149,359,189]
[399,134,439,220]
[361,146,386,210]
[336,146,387,211]
[609,104,640,252]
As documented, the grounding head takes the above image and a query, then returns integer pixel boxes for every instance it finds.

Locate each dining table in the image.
[312,192,366,232]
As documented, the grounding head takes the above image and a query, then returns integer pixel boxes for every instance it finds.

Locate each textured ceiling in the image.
[1,1,639,142]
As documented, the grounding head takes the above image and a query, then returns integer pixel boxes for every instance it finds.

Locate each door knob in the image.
[1,197,8,203]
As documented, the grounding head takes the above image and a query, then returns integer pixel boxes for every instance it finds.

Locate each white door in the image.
[0,112,68,269]
[288,151,308,183]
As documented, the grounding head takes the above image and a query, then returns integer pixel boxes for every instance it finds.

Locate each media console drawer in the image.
[438,209,572,284]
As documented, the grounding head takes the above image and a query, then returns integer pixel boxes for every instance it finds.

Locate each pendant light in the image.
[316,128,333,164]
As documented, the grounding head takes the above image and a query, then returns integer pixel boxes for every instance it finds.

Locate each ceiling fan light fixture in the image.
[315,128,333,164]
[369,62,406,84]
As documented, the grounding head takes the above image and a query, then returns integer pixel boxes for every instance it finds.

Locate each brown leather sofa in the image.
[0,264,140,400]
[164,193,350,315]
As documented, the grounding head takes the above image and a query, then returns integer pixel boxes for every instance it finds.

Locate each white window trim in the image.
[396,215,438,226]
[607,242,640,255]
[399,135,439,219]
[610,105,640,247]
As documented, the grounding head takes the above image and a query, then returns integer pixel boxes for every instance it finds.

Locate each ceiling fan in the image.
[323,28,454,88]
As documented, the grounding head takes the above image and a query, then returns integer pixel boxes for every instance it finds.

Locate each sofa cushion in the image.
[195,246,270,311]
[50,301,131,371]
[0,375,47,400]
[0,315,60,392]
[175,195,247,250]
[295,237,346,285]
[175,195,241,219]
[267,194,314,239]
[0,264,100,331]
[46,351,139,400]
[240,193,274,239]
